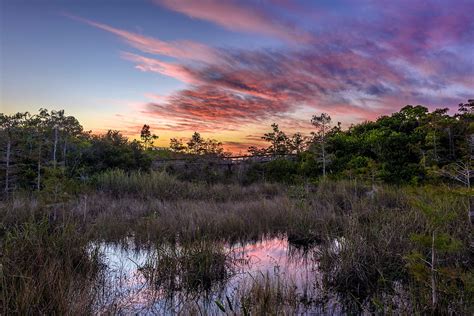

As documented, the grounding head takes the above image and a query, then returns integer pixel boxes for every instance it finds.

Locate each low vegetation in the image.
[1,219,101,314]
[1,178,472,313]
[140,240,231,294]
[0,102,472,314]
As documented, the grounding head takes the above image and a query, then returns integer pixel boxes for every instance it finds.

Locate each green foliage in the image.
[2,102,473,192]
[40,167,84,203]
[296,151,320,178]
[263,158,298,183]
[404,189,472,313]
[82,130,152,174]
[0,109,153,193]
[325,103,473,183]
[246,101,472,184]
[410,233,462,253]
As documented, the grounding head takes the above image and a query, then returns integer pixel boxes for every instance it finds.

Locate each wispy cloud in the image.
[155,0,314,43]
[144,85,291,132]
[67,14,217,62]
[122,52,196,83]
[127,43,429,131]
[70,0,474,150]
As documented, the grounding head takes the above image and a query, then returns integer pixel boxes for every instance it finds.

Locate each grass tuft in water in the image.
[140,240,232,294]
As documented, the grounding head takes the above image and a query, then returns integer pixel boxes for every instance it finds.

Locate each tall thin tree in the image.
[311,113,332,177]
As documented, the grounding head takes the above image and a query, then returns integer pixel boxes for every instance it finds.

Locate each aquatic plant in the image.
[140,240,232,294]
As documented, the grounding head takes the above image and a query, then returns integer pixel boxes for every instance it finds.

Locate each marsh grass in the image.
[0,219,102,314]
[236,271,302,314]
[214,270,334,315]
[86,178,395,245]
[1,175,472,313]
[140,240,232,295]
[316,185,473,314]
[95,169,282,201]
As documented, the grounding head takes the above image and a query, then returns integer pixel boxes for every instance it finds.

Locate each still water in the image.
[93,236,340,314]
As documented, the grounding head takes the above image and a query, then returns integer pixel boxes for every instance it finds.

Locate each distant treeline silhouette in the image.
[0,100,472,193]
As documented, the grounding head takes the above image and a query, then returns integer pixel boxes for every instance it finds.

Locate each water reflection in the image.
[94,236,336,314]
[229,237,318,288]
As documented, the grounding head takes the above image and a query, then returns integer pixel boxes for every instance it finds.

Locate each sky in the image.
[1,0,473,153]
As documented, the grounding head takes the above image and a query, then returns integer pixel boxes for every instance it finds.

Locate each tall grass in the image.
[211,271,335,315]
[317,185,473,314]
[140,240,232,294]
[0,219,101,314]
[1,176,472,313]
[96,169,183,199]
[95,169,281,201]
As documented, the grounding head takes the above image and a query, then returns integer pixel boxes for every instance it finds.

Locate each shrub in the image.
[263,158,298,183]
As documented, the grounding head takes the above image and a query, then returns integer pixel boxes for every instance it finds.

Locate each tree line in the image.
[169,132,225,156]
[246,101,473,184]
[0,110,153,194]
[1,100,472,194]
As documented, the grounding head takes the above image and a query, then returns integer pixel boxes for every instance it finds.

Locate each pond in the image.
[92,235,342,314]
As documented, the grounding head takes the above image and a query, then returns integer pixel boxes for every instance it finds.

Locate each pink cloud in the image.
[122,40,468,135]
[67,14,217,62]
[155,0,313,43]
[144,85,291,132]
[122,52,196,83]
[69,1,473,152]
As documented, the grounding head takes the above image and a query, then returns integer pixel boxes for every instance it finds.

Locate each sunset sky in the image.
[1,0,473,153]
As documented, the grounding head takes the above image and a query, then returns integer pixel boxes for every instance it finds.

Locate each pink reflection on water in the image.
[95,236,322,314]
[227,236,321,294]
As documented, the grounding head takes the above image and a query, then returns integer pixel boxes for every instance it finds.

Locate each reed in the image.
[140,240,232,294]
[0,219,101,314]
[1,177,472,313]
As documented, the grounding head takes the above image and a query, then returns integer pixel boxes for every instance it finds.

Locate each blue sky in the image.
[1,0,473,152]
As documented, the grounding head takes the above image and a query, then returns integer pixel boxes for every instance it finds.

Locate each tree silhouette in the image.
[311,113,332,177]
[140,124,158,150]
[262,123,289,155]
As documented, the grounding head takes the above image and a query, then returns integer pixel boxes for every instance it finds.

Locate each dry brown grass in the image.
[0,220,102,314]
[1,177,472,314]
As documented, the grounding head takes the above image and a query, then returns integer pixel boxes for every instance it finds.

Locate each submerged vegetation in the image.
[0,101,473,314]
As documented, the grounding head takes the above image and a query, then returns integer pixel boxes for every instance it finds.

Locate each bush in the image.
[263,159,298,183]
